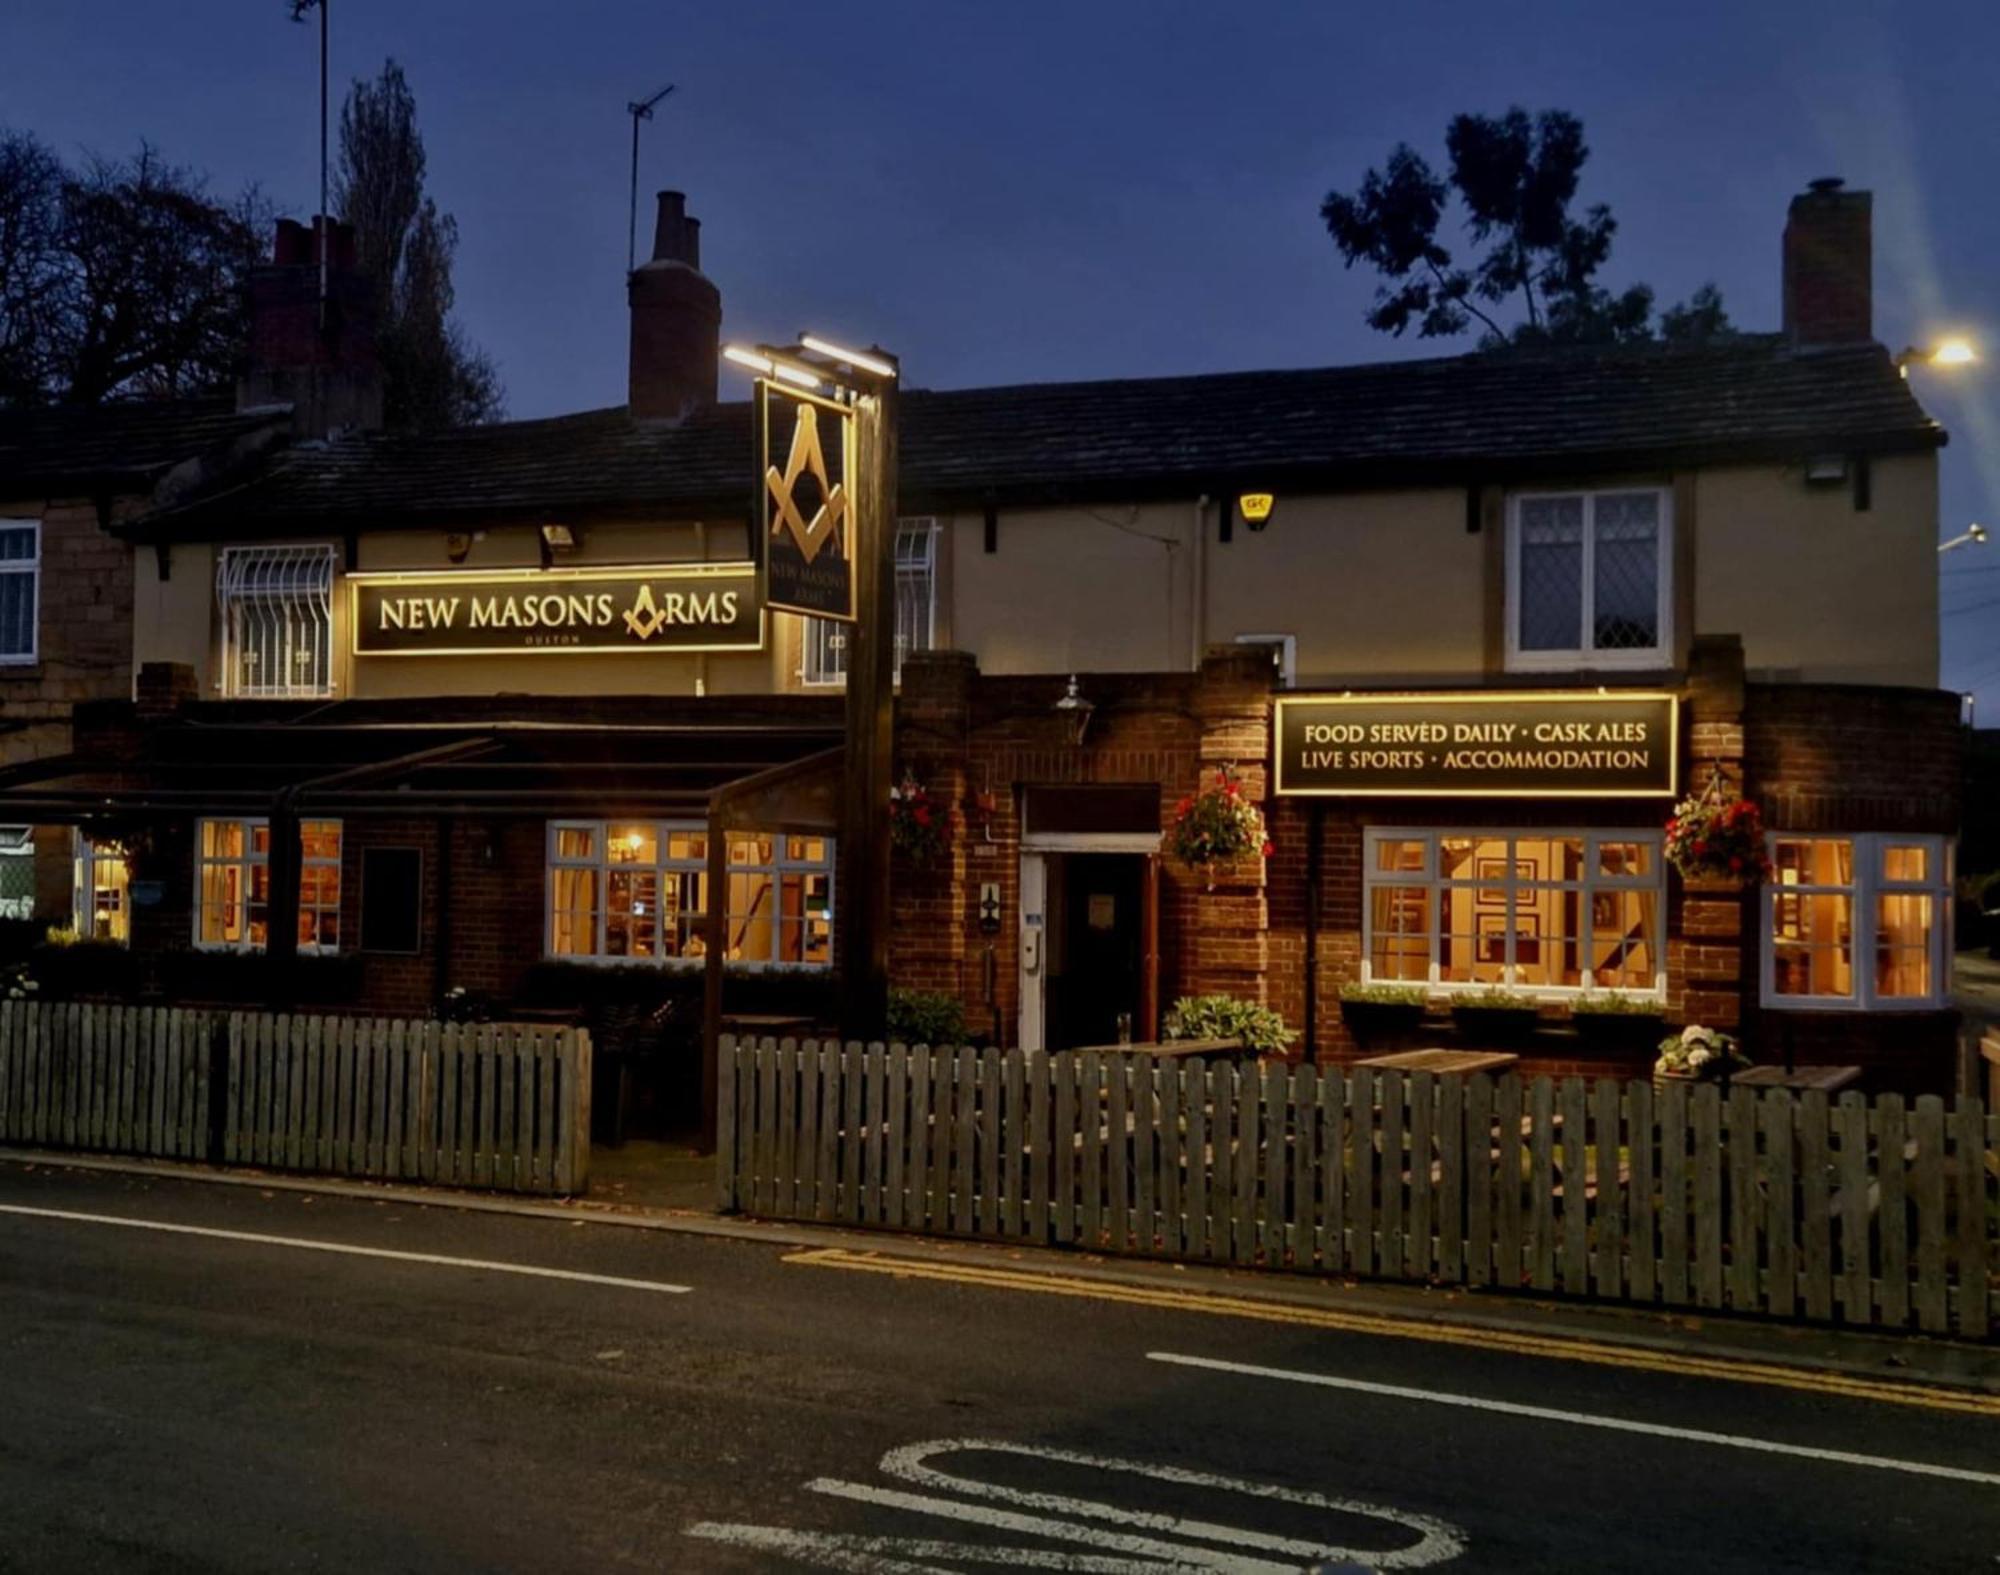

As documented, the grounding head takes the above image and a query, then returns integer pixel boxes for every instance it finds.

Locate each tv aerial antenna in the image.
[627,82,676,274]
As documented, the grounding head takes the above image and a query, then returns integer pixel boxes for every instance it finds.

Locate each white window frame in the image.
[1361,827,1667,999]
[801,517,939,687]
[193,816,343,955]
[0,824,33,921]
[217,544,337,699]
[544,820,835,971]
[0,518,41,665]
[1505,488,1671,672]
[1761,833,1954,1011]
[72,833,131,944]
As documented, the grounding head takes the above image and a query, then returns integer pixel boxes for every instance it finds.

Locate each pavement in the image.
[4,1156,2000,1572]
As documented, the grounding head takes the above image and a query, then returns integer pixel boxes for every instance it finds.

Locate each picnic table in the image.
[1732,1064,1862,1093]
[723,1013,817,1040]
[1067,1037,1250,1059]
[1356,1047,1521,1076]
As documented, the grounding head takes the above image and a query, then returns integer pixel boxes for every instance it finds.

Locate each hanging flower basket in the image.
[1165,767,1272,887]
[1664,789,1770,886]
[889,772,951,868]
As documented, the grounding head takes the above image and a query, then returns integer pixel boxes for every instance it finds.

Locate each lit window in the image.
[0,520,39,663]
[73,835,130,943]
[195,817,342,953]
[1507,489,1669,670]
[802,518,938,686]
[217,545,336,697]
[545,821,833,969]
[1362,828,1664,997]
[1766,834,1952,1009]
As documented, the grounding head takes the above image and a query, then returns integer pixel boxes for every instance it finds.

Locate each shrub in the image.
[1163,994,1297,1054]
[30,939,142,1001]
[887,988,967,1047]
[1337,982,1429,1007]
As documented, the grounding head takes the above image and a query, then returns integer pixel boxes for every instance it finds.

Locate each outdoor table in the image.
[1356,1048,1520,1076]
[723,1013,817,1038]
[1067,1038,1248,1059]
[1732,1064,1863,1093]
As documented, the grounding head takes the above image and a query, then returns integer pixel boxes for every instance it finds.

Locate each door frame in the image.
[1018,832,1161,1053]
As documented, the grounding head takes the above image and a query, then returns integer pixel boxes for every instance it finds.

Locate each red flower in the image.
[1223,781,1239,797]
[1729,855,1743,872]
[1692,839,1708,856]
[913,804,932,827]
[1261,840,1275,858]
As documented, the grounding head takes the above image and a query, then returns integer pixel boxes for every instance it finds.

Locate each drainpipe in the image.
[1190,494,1210,670]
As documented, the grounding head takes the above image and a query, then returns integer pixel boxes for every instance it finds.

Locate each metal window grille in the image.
[0,824,31,921]
[801,518,938,686]
[0,520,41,662]
[217,545,335,698]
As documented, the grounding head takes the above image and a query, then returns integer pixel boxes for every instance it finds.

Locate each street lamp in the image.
[1939,523,1988,554]
[1897,337,1978,377]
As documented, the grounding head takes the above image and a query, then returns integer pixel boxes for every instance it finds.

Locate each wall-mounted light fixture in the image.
[1053,673,1095,745]
[539,523,578,568]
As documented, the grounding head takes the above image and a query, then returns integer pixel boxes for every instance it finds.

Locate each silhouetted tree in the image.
[335,59,501,429]
[1321,108,1733,348]
[0,130,267,405]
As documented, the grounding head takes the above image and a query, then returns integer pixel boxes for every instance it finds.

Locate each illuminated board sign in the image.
[1273,691,1679,798]
[759,380,855,621]
[350,564,763,656]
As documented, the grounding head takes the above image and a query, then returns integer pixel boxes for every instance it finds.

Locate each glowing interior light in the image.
[800,335,897,378]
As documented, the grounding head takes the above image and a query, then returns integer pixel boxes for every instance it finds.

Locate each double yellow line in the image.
[784,1246,2000,1419]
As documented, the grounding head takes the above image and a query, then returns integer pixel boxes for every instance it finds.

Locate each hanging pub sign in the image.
[1274,691,1678,798]
[759,378,856,621]
[349,564,763,656]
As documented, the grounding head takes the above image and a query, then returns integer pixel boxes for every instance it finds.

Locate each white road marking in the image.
[0,1203,691,1295]
[876,1438,1462,1568]
[1150,1352,2000,1488]
[687,1436,1467,1573]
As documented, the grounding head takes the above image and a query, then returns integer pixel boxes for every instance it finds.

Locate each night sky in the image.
[5,1,1997,706]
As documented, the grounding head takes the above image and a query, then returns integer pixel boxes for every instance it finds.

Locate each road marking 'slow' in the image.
[1149,1352,2000,1487]
[785,1247,2000,1419]
[0,1203,692,1294]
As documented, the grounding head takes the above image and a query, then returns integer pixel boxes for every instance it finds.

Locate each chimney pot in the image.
[628,191,720,424]
[238,213,384,436]
[1783,180,1872,349]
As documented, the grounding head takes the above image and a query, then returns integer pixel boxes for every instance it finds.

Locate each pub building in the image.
[0,178,1966,1115]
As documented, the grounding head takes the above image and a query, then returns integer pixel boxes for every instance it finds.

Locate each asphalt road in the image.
[1,1162,1997,1574]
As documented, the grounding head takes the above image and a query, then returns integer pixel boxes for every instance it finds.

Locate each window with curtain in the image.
[1362,828,1664,996]
[802,518,939,685]
[1765,834,1952,1008]
[216,544,336,697]
[195,817,342,953]
[546,821,833,968]
[1507,489,1669,670]
[0,520,40,663]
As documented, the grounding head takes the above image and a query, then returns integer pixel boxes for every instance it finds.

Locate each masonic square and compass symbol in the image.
[766,401,848,564]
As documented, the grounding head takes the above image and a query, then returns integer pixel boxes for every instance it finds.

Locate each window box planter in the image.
[1338,996,1429,1045]
[1570,1004,1667,1052]
[1449,998,1543,1044]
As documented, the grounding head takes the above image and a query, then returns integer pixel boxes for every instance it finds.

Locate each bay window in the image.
[1363,828,1665,996]
[195,817,342,953]
[1506,489,1670,670]
[546,820,833,968]
[1765,834,1952,1009]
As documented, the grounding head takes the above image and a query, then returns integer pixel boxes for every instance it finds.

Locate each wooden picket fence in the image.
[716,1038,2000,1338]
[0,1001,591,1195]
[224,1014,592,1195]
[0,1002,212,1161]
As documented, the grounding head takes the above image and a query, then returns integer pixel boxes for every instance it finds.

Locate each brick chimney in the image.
[1782,178,1872,349]
[237,216,383,436]
[628,191,721,424]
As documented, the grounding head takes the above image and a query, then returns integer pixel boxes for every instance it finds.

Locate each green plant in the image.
[1655,1024,1749,1080]
[41,923,83,948]
[1163,994,1297,1055]
[889,773,951,867]
[1338,982,1429,1007]
[887,988,967,1047]
[1452,987,1538,1012]
[1571,991,1662,1016]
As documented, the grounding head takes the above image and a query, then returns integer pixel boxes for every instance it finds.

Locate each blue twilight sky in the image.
[5,1,1999,705]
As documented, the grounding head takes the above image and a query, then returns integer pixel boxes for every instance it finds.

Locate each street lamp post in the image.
[1940,523,1988,555]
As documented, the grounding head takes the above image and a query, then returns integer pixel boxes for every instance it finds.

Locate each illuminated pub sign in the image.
[350,564,763,656]
[1274,691,1679,798]
[760,379,855,621]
